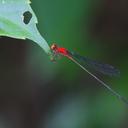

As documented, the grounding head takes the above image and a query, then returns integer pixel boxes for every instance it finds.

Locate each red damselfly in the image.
[51,43,128,105]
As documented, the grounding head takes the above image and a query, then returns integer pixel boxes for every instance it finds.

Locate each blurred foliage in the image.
[0,0,128,128]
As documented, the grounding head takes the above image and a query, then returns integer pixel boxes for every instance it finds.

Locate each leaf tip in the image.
[27,0,31,4]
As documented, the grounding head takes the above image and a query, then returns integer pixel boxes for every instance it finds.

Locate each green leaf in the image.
[0,0,51,55]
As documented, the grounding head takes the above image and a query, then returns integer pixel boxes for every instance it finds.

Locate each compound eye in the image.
[51,44,57,50]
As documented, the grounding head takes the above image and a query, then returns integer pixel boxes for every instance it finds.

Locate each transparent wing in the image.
[69,51,120,76]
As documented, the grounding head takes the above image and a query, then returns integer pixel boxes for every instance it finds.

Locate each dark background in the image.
[0,0,128,127]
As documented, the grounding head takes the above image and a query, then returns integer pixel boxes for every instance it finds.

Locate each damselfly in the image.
[51,43,128,105]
